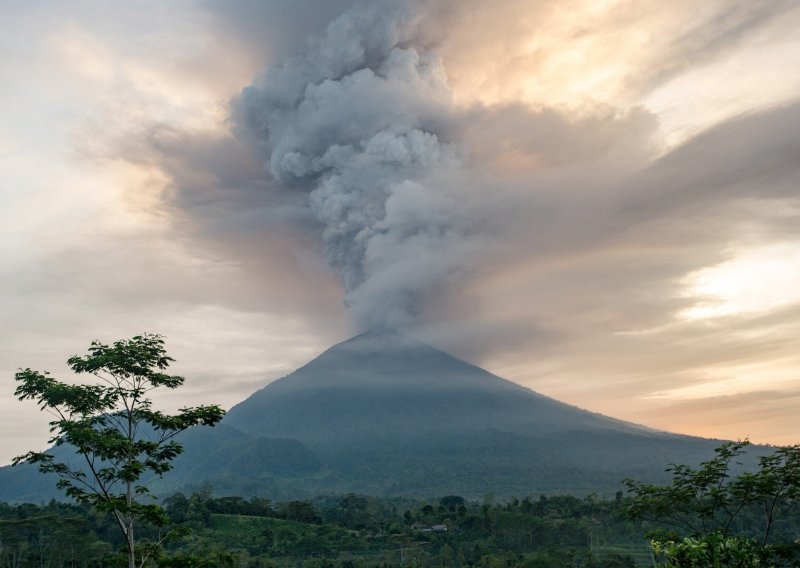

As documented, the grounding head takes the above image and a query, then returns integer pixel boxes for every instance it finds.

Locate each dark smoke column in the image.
[235,1,476,330]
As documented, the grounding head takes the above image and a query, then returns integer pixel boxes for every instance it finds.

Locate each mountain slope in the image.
[225,330,652,445]
[221,330,729,495]
[0,330,751,500]
[0,424,327,503]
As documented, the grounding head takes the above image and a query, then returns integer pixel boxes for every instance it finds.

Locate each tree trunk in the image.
[126,463,135,568]
[127,520,134,568]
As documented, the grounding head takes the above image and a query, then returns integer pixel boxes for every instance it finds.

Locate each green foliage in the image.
[624,441,800,566]
[279,500,322,524]
[5,438,798,566]
[0,503,113,566]
[439,496,465,511]
[623,441,753,536]
[151,489,651,566]
[651,531,773,567]
[12,333,225,567]
[10,489,800,567]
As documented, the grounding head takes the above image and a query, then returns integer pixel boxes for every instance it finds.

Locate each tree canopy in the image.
[13,333,226,568]
[624,440,800,566]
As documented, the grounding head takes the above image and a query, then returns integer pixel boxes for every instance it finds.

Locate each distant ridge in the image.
[0,330,750,501]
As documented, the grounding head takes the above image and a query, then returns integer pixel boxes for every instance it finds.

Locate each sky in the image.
[1,0,799,463]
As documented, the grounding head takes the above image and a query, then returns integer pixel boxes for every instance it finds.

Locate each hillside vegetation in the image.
[2,488,799,567]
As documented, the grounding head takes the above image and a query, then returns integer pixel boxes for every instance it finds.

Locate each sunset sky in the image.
[2,0,799,463]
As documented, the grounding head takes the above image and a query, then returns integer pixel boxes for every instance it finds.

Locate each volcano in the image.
[215,329,723,496]
[225,329,649,445]
[0,330,730,501]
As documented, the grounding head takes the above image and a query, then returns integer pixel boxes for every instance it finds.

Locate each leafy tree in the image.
[650,531,771,568]
[743,445,800,545]
[439,496,465,511]
[623,441,753,537]
[164,492,190,524]
[333,493,370,529]
[12,333,226,568]
[437,542,454,566]
[279,501,321,524]
[623,440,800,566]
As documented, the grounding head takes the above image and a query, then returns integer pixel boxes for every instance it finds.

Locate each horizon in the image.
[2,0,799,464]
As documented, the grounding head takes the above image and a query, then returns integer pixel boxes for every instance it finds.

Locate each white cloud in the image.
[680,242,800,320]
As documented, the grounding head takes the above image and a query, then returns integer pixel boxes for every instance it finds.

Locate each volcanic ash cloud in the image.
[234,1,479,330]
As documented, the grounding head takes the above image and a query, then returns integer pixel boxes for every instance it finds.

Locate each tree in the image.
[623,440,800,566]
[649,532,773,568]
[12,333,226,568]
[439,495,465,511]
[279,500,321,524]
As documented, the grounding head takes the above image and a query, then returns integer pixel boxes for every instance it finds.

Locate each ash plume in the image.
[233,1,476,329]
[160,0,800,354]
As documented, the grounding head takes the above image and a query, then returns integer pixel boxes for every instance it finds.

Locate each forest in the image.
[2,486,799,567]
